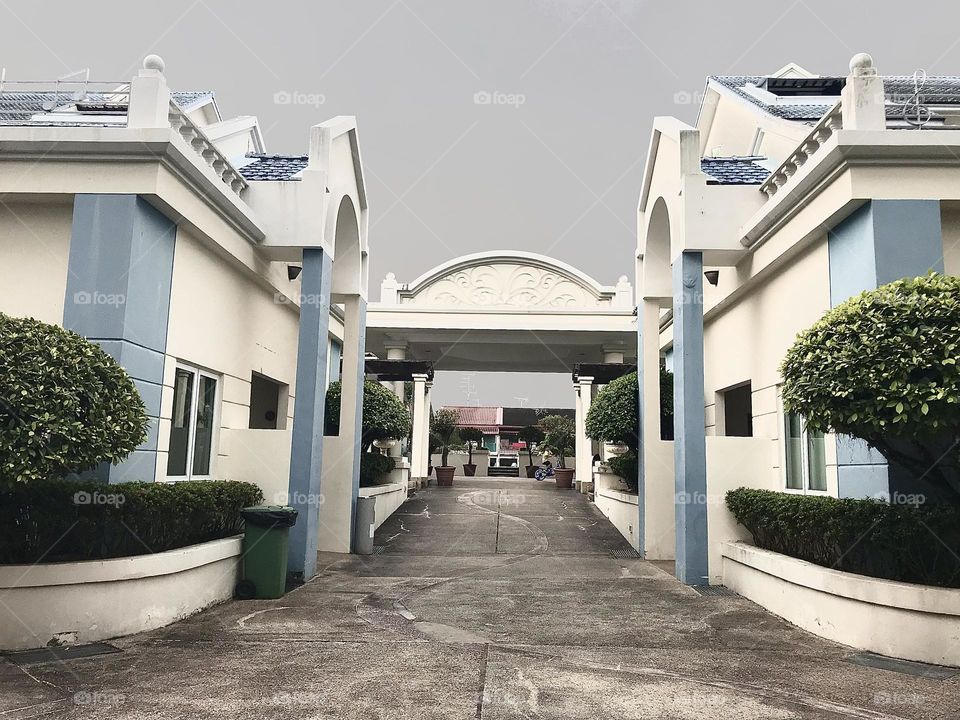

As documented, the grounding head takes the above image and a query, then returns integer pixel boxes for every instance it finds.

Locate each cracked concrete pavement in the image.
[2,477,958,719]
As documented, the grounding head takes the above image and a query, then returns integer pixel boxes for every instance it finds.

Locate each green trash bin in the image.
[237,505,298,600]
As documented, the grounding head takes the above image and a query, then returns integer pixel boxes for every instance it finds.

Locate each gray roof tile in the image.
[238,153,309,181]
[700,156,770,185]
[0,90,213,126]
[711,75,960,125]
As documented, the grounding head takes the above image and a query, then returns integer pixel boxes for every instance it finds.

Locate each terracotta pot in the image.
[463,463,477,477]
[435,466,456,487]
[525,465,538,478]
[554,467,575,489]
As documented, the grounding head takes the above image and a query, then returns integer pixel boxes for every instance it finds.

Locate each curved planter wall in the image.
[0,537,242,650]
[722,542,960,667]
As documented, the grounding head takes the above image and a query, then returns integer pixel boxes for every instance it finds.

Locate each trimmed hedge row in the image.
[726,488,960,588]
[0,479,263,564]
[360,452,395,487]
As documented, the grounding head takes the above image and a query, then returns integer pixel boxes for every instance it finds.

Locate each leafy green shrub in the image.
[781,274,960,500]
[360,451,395,487]
[608,452,639,492]
[0,314,149,484]
[431,408,460,467]
[585,369,674,452]
[459,427,485,465]
[0,479,262,564]
[325,380,412,450]
[518,425,544,468]
[541,414,575,468]
[726,488,960,587]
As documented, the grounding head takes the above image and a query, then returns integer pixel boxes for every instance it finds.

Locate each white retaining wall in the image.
[0,537,242,650]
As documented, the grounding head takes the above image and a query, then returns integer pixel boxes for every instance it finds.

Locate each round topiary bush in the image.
[781,273,960,500]
[585,368,674,453]
[325,380,412,449]
[0,313,149,484]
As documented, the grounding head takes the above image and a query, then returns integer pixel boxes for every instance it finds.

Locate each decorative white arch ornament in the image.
[379,251,632,310]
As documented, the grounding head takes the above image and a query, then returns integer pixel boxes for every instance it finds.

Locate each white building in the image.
[0,56,369,579]
[634,54,960,585]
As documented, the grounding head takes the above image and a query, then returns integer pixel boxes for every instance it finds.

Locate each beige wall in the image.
[698,234,838,494]
[0,199,73,324]
[701,93,804,162]
[159,227,305,481]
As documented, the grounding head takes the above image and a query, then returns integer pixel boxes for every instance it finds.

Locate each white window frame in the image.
[167,363,221,481]
[778,391,828,496]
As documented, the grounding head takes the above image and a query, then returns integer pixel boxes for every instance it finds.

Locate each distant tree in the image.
[459,427,485,466]
[540,415,575,469]
[430,409,461,467]
[518,425,545,468]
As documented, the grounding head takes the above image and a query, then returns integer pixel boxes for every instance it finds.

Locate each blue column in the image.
[63,194,176,483]
[287,248,332,580]
[672,252,708,585]
[828,200,943,499]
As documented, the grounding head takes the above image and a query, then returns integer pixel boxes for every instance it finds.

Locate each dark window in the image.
[722,383,753,437]
[249,373,288,430]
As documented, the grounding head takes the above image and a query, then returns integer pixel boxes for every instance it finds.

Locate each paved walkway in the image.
[2,477,958,718]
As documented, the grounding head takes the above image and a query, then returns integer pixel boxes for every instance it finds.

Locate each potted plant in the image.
[540,414,576,489]
[518,425,545,478]
[459,427,485,476]
[431,408,460,487]
[427,430,442,479]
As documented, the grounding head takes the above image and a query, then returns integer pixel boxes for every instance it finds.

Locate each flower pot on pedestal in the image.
[554,468,575,489]
[435,466,456,487]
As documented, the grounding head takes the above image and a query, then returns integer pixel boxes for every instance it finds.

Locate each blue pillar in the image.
[828,200,943,499]
[673,252,708,585]
[63,194,176,483]
[288,248,332,580]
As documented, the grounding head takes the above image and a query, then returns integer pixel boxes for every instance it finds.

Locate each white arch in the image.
[384,250,632,309]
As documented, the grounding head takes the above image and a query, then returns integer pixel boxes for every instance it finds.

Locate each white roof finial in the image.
[143,54,165,72]
[849,52,875,76]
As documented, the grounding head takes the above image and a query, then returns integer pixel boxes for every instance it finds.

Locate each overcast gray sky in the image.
[4,0,959,407]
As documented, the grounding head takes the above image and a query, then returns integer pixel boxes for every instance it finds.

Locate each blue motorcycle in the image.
[534,463,555,481]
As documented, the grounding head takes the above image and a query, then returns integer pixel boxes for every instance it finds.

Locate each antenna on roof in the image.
[42,68,90,111]
[901,69,932,128]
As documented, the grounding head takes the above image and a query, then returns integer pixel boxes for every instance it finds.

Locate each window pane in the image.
[784,412,803,490]
[167,369,194,476]
[191,376,217,476]
[807,428,827,491]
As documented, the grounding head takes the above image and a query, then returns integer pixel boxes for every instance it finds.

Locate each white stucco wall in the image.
[0,199,73,324]
[698,235,839,496]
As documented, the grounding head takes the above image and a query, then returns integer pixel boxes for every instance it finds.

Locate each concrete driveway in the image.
[2,477,957,719]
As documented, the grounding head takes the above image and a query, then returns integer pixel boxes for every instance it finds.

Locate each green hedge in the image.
[360,452,395,487]
[608,452,638,493]
[0,479,262,564]
[726,488,960,587]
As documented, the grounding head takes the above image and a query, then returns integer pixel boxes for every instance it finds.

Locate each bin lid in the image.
[241,505,298,528]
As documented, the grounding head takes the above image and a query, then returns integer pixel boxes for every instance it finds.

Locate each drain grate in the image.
[845,652,959,679]
[372,545,386,555]
[610,548,642,559]
[3,642,121,666]
[692,585,737,597]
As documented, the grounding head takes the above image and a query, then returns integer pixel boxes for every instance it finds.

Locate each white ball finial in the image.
[143,54,165,72]
[849,52,874,74]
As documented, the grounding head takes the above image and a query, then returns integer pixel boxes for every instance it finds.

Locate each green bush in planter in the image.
[459,427,485,466]
[781,273,960,501]
[431,408,460,467]
[0,313,150,484]
[325,380,412,450]
[0,479,262,564]
[608,452,639,493]
[518,425,544,468]
[541,414,575,468]
[360,451,395,487]
[726,488,960,587]
[585,370,674,459]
